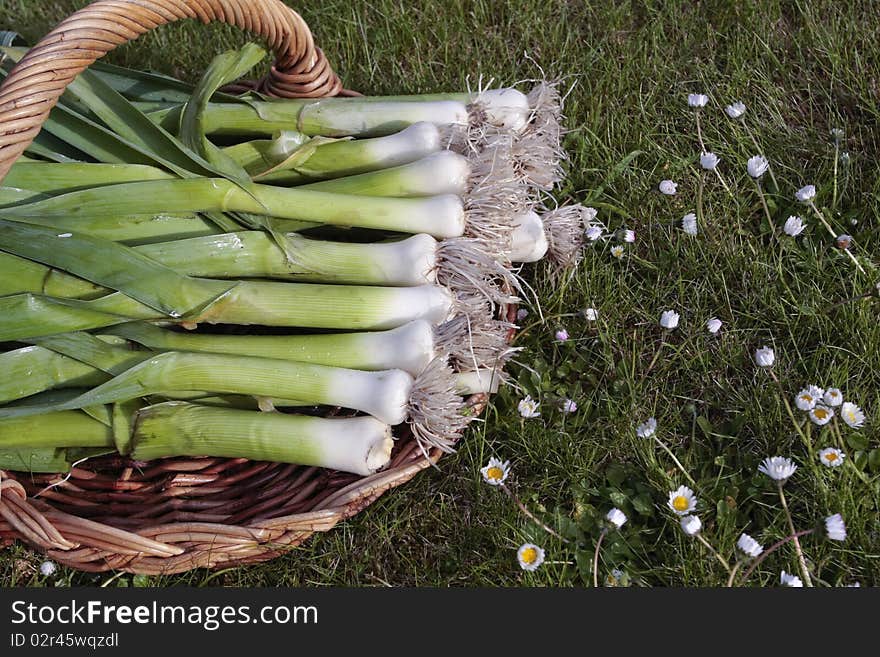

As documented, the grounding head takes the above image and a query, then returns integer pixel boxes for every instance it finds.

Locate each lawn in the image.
[1,0,878,587]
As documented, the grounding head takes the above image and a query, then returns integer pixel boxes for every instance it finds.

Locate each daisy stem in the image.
[695,110,707,153]
[695,533,732,574]
[714,169,735,200]
[833,142,839,210]
[738,529,815,585]
[593,528,607,588]
[725,561,742,588]
[768,370,812,451]
[501,483,569,544]
[697,173,705,227]
[808,200,866,275]
[645,335,666,375]
[754,178,776,239]
[777,482,814,587]
[653,436,696,487]
[831,418,871,485]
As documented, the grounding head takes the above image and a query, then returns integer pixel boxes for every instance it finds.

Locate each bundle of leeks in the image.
[0,43,596,476]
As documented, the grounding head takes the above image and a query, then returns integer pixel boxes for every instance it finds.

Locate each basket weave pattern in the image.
[0,0,506,575]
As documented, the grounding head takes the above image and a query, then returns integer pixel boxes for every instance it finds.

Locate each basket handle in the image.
[0,0,345,181]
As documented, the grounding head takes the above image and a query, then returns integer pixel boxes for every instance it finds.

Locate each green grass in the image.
[1,0,879,587]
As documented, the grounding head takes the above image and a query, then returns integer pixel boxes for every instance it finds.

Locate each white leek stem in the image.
[509,211,549,262]
[455,369,504,395]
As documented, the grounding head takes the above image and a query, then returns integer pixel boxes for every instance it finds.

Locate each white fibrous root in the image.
[435,304,518,373]
[436,237,520,307]
[462,135,531,260]
[515,80,567,191]
[542,204,596,271]
[407,357,468,454]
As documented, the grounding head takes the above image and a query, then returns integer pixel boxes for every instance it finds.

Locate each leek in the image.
[130,402,393,476]
[0,353,465,452]
[0,282,455,341]
[4,179,467,238]
[149,99,470,138]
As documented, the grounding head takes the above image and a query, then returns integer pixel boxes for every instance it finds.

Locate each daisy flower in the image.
[780,571,804,587]
[480,458,511,486]
[706,317,722,334]
[555,328,569,341]
[737,533,764,558]
[680,515,702,536]
[825,514,846,541]
[659,180,678,195]
[747,155,769,178]
[700,152,720,170]
[795,185,816,202]
[560,398,578,414]
[39,561,57,577]
[809,405,834,426]
[585,225,603,241]
[783,215,806,237]
[795,386,822,411]
[840,402,865,428]
[622,229,636,243]
[517,543,545,571]
[725,101,746,118]
[582,307,599,321]
[758,456,797,482]
[517,396,540,419]
[660,310,680,330]
[818,447,845,468]
[836,234,853,250]
[668,485,697,515]
[682,212,698,235]
[636,417,657,439]
[754,346,775,367]
[611,245,625,259]
[823,388,843,407]
[688,93,709,108]
[606,508,628,529]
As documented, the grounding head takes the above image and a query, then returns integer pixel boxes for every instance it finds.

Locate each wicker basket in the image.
[0,0,512,575]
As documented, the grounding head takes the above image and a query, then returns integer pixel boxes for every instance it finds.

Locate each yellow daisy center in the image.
[846,411,856,422]
[825,452,838,462]
[521,547,538,564]
[486,466,504,481]
[800,395,812,403]
[814,408,828,420]
[672,495,689,511]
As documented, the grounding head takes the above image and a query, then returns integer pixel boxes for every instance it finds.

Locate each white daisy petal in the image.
[480,457,511,486]
[667,485,697,516]
[517,395,541,419]
[636,417,657,439]
[517,543,546,571]
[680,515,702,536]
[780,570,804,587]
[840,402,866,428]
[660,310,680,330]
[737,533,764,558]
[825,513,847,541]
[818,447,845,468]
[758,456,797,482]
[606,508,628,529]
[725,101,746,118]
[754,346,775,367]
